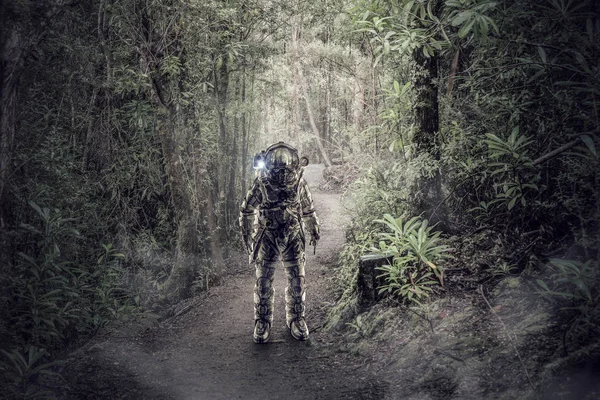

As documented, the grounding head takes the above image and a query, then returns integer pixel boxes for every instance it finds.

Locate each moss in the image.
[324,292,360,331]
[506,277,521,289]
[516,311,550,334]
[348,341,373,357]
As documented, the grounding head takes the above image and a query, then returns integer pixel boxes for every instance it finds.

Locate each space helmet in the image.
[253,142,308,185]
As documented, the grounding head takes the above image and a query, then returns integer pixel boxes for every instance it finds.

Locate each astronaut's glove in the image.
[309,229,320,247]
[243,235,253,255]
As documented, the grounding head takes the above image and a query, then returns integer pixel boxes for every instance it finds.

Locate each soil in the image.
[52,164,388,400]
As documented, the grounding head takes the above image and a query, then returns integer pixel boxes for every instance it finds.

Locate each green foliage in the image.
[350,0,599,258]
[376,263,438,305]
[372,214,450,305]
[9,203,135,343]
[1,202,136,395]
[471,126,540,213]
[345,315,364,336]
[350,162,411,224]
[381,80,413,155]
[346,154,443,230]
[338,153,448,306]
[0,346,61,399]
[446,0,499,40]
[160,55,183,79]
[537,259,599,305]
[354,0,500,65]
[489,261,518,276]
[445,0,598,240]
[536,258,600,343]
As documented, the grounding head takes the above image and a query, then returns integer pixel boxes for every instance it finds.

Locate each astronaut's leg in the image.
[283,230,309,341]
[253,261,276,343]
[253,232,278,344]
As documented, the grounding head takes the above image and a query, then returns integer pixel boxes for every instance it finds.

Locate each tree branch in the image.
[532,132,594,166]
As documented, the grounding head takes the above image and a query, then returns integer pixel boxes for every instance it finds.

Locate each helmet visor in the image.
[265,147,298,170]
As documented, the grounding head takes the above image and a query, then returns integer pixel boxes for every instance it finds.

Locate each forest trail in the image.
[59,164,385,399]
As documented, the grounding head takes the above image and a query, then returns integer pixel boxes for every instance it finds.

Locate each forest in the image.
[1,0,598,398]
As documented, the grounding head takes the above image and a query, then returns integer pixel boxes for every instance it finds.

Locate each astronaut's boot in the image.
[285,276,309,341]
[253,277,274,343]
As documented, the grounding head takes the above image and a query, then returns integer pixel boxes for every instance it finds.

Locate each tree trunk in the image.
[194,162,225,277]
[158,108,199,301]
[326,60,332,151]
[291,21,303,153]
[139,5,200,301]
[300,72,332,167]
[214,58,229,227]
[412,48,446,228]
[353,60,365,133]
[372,63,379,153]
[0,25,24,228]
[413,51,440,156]
[207,184,225,271]
[241,71,248,196]
[226,75,240,239]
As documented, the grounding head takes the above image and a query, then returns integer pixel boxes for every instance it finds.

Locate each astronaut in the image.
[239,142,320,343]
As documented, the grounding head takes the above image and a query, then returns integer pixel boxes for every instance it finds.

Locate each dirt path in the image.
[59,164,385,399]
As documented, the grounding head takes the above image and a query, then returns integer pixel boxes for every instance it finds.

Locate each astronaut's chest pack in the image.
[257,179,302,230]
[259,180,299,206]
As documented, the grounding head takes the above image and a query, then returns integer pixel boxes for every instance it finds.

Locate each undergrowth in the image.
[372,214,451,305]
[0,202,138,398]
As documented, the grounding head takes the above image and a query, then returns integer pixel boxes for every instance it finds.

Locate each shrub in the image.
[0,202,136,397]
[372,214,451,305]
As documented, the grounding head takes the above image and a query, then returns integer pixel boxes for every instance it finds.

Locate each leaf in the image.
[572,279,592,301]
[18,252,37,265]
[403,1,415,17]
[373,53,383,67]
[489,17,499,35]
[587,18,594,42]
[510,126,519,143]
[527,69,546,83]
[394,80,400,94]
[536,279,550,291]
[580,135,596,156]
[29,201,44,219]
[507,196,517,210]
[479,17,489,38]
[537,46,547,63]
[484,132,504,143]
[573,51,590,73]
[458,19,476,38]
[451,11,473,27]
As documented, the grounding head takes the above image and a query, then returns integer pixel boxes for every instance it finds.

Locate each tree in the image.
[138,1,201,300]
[354,0,500,227]
[0,0,78,227]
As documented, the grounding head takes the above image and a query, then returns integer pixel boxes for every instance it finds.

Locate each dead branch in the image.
[532,132,596,166]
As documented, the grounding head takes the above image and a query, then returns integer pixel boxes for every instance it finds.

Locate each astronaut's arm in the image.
[239,180,262,254]
[299,178,320,245]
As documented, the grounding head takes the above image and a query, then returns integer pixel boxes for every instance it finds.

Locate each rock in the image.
[357,253,392,308]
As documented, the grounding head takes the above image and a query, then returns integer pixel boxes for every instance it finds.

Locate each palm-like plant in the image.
[373,214,451,304]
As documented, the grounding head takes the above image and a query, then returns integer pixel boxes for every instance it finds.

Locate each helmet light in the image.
[253,151,266,170]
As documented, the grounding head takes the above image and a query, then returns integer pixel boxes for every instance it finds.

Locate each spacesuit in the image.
[239,142,320,343]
